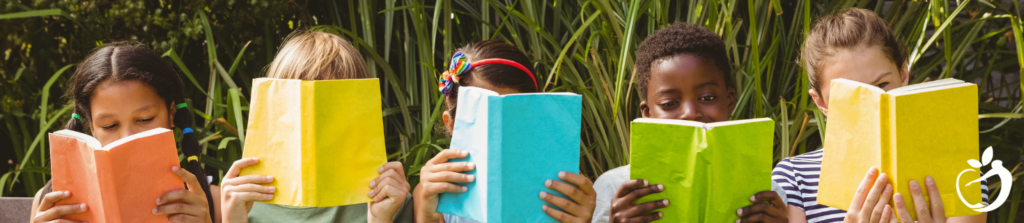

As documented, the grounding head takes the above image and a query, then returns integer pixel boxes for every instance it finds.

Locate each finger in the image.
[738,203,771,217]
[422,182,469,195]
[893,193,915,223]
[45,220,85,223]
[172,166,203,193]
[222,175,274,187]
[372,184,408,203]
[539,191,584,217]
[860,173,889,221]
[750,190,784,207]
[225,157,259,179]
[426,162,476,173]
[631,211,664,223]
[38,191,71,211]
[545,179,588,207]
[224,183,276,194]
[614,179,650,198]
[424,171,475,184]
[379,161,407,177]
[541,204,579,222]
[228,191,274,202]
[622,199,670,217]
[153,202,203,216]
[156,188,204,207]
[909,180,933,223]
[558,171,596,196]
[850,167,880,211]
[924,176,946,220]
[870,184,894,223]
[879,204,893,223]
[35,204,87,221]
[615,184,665,212]
[371,169,408,190]
[738,213,768,223]
[166,213,201,223]
[427,149,469,165]
[369,177,400,198]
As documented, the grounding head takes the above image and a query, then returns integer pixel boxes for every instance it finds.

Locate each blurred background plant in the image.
[2,0,1021,220]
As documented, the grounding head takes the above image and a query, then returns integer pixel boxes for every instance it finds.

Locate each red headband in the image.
[471,58,538,90]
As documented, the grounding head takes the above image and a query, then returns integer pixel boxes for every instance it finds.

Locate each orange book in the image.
[49,128,185,223]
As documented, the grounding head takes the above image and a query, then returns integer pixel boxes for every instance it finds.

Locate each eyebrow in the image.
[694,81,720,89]
[134,104,156,113]
[869,72,890,84]
[92,104,157,120]
[654,88,681,95]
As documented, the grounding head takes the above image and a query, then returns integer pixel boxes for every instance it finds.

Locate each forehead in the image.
[89,80,165,114]
[648,54,725,88]
[820,45,899,84]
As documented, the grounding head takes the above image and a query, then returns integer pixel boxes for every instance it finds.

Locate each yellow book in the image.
[240,78,387,207]
[819,78,982,219]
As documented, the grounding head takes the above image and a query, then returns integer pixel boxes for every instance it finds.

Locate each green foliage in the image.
[2,0,1022,220]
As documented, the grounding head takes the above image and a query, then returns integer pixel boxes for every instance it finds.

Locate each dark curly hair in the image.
[635,22,733,100]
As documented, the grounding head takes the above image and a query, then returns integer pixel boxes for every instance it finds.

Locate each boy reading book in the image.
[590,22,787,223]
[779,8,988,222]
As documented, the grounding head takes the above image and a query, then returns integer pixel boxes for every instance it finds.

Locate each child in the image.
[218,30,413,223]
[590,22,789,223]
[412,40,598,223]
[31,42,219,223]
[779,8,988,222]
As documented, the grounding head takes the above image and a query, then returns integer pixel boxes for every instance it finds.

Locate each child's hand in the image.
[368,161,411,223]
[154,166,214,223]
[413,149,475,222]
[609,179,668,223]
[32,191,87,223]
[843,167,896,223]
[220,158,275,223]
[892,177,945,223]
[539,171,597,223]
[736,191,787,223]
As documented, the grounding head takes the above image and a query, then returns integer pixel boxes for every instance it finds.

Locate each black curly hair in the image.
[635,22,734,101]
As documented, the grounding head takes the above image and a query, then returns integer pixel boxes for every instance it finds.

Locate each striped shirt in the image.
[772,149,989,222]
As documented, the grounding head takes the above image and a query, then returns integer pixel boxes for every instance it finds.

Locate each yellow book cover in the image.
[240,78,387,207]
[819,78,982,219]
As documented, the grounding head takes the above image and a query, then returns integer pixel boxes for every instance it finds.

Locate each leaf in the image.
[982,146,993,166]
[218,137,238,150]
[968,159,983,168]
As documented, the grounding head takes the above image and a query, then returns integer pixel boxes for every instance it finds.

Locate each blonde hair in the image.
[266,31,369,80]
[802,8,906,93]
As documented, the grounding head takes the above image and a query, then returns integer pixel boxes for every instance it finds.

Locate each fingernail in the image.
[369,181,376,188]
[64,191,70,196]
[886,184,893,192]
[467,163,476,170]
[265,194,273,200]
[368,189,375,197]
[926,176,935,185]
[542,204,548,211]
[750,195,756,202]
[461,150,468,156]
[80,204,87,211]
[152,207,158,214]
[379,166,384,173]
[910,180,920,189]
[267,176,274,181]
[663,199,670,206]
[642,180,648,186]
[735,219,741,223]
[658,212,663,218]
[155,197,161,204]
[545,180,552,187]
[251,157,259,162]
[461,186,468,192]
[558,171,566,178]
[657,184,664,191]
[467,175,475,182]
[540,191,549,198]
[737,208,743,216]
[269,186,276,192]
[172,166,179,171]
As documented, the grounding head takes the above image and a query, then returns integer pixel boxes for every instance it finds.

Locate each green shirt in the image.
[247,195,414,223]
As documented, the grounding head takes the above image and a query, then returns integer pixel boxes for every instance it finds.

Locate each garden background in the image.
[2,0,1022,220]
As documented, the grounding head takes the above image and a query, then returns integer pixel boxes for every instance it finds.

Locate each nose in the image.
[679,101,703,121]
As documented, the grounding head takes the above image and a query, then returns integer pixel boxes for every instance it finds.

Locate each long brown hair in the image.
[63,41,215,221]
[444,40,538,118]
[802,8,908,93]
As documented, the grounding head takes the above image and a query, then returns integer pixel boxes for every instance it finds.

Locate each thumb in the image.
[172,166,202,193]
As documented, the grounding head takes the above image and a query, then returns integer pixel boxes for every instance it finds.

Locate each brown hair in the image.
[266,30,368,80]
[63,41,215,221]
[802,8,907,93]
[445,40,538,118]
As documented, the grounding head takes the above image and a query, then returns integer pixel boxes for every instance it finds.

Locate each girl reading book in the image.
[218,30,413,223]
[31,42,219,223]
[780,8,988,222]
[412,40,597,223]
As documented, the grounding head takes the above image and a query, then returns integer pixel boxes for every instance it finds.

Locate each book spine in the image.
[94,151,118,223]
[301,81,316,205]
[880,94,896,187]
[489,95,502,223]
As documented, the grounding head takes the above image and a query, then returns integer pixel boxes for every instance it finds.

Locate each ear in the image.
[809,89,828,116]
[639,101,651,118]
[726,87,737,111]
[168,101,177,129]
[899,62,910,86]
[442,110,454,134]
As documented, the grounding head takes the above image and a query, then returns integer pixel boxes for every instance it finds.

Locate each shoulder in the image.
[594,165,631,191]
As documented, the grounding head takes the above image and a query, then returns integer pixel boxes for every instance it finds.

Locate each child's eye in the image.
[659,101,679,107]
[698,96,717,101]
[137,117,155,123]
[101,123,118,130]
[876,82,890,88]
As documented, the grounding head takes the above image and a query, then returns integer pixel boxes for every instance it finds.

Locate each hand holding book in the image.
[538,171,597,222]
[153,166,215,223]
[367,161,411,223]
[220,158,276,223]
[413,149,475,223]
[609,179,668,223]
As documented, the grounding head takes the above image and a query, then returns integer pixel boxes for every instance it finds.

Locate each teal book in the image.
[630,118,774,222]
[436,86,582,223]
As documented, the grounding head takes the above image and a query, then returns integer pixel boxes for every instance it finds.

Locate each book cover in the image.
[436,86,582,222]
[241,78,387,207]
[630,118,774,222]
[818,78,982,219]
[49,128,184,223]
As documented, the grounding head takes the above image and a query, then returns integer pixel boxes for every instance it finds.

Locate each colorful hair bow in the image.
[437,51,538,96]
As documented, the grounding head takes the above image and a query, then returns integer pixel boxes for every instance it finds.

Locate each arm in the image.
[787,205,808,223]
[368,161,411,223]
[737,191,788,222]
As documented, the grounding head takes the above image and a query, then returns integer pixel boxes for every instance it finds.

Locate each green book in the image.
[630,118,774,222]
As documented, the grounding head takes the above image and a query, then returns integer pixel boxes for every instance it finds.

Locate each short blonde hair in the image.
[266,31,368,80]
